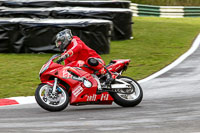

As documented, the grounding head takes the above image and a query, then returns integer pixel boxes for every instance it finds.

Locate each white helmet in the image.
[55,29,73,51]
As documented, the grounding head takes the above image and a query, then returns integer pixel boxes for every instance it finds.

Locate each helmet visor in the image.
[55,40,62,48]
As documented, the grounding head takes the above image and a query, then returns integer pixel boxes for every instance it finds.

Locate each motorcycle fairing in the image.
[41,65,114,105]
[70,91,114,105]
[70,74,114,105]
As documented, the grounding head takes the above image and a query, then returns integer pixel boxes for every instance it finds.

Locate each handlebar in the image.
[56,53,70,64]
[56,57,64,64]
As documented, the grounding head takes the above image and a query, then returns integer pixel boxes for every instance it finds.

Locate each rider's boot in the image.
[99,67,116,85]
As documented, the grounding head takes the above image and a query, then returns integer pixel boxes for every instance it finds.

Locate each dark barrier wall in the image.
[0,18,113,54]
[0,0,130,8]
[0,7,133,40]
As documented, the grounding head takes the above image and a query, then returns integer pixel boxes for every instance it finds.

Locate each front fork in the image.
[52,78,58,93]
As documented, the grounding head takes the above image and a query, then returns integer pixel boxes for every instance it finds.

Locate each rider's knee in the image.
[87,57,104,70]
[87,58,99,66]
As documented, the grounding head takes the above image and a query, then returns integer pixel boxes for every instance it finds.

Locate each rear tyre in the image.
[109,76,143,107]
[35,83,69,112]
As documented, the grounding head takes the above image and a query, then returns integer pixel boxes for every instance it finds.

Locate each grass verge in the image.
[1,17,200,98]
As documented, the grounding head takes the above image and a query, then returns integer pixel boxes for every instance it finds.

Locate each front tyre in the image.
[110,76,143,107]
[35,83,69,112]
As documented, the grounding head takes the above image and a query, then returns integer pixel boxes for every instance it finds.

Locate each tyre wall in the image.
[0,18,113,54]
[0,0,130,8]
[0,7,133,40]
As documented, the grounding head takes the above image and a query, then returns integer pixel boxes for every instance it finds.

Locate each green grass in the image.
[131,0,200,6]
[1,17,200,98]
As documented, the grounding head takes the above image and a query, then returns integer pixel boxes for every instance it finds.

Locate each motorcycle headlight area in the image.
[39,61,51,74]
[83,79,92,88]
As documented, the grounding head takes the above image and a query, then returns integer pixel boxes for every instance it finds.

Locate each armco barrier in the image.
[131,3,200,18]
[0,18,113,54]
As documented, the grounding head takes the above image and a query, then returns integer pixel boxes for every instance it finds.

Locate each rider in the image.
[55,29,114,84]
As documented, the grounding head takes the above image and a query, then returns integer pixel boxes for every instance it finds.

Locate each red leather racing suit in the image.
[62,36,105,74]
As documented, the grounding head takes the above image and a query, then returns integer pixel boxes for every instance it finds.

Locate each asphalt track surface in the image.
[1,42,200,133]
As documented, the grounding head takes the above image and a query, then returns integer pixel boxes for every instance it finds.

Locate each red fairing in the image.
[58,67,114,105]
[70,77,113,105]
[39,57,114,105]
[40,61,79,89]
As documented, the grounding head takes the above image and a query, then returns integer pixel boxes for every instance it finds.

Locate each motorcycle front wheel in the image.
[35,83,69,112]
[109,76,143,107]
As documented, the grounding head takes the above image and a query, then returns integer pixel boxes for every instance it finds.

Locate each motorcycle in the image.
[35,54,143,111]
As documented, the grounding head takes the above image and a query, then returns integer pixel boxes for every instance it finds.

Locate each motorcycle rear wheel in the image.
[109,76,143,107]
[35,83,69,112]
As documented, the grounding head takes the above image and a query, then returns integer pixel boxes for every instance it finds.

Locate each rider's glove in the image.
[56,50,73,64]
[56,57,64,64]
[61,53,69,60]
[56,51,71,64]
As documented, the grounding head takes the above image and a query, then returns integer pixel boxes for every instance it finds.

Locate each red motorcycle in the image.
[35,54,143,111]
